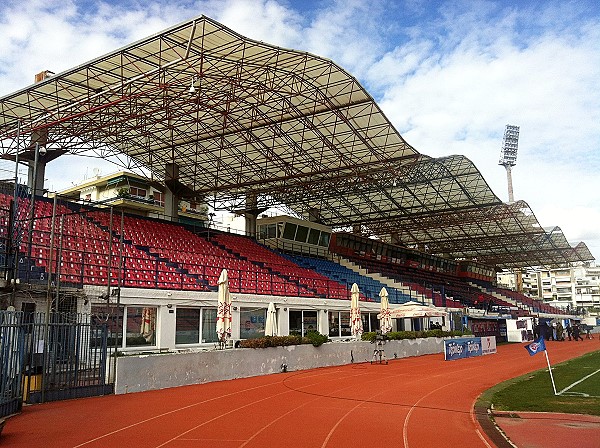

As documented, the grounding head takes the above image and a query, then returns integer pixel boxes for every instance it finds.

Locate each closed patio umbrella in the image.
[216,269,232,346]
[265,302,278,336]
[350,283,363,340]
[378,287,393,334]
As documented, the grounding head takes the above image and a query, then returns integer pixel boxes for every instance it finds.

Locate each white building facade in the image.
[497,264,600,313]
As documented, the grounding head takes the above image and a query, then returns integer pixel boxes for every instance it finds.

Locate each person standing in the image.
[565,323,573,341]
[545,322,553,340]
[556,322,564,341]
[573,324,583,341]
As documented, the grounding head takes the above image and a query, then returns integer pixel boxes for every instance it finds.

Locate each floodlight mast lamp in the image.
[499,124,520,203]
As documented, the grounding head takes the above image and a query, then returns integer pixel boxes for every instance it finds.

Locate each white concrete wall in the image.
[114,337,445,394]
[158,306,176,348]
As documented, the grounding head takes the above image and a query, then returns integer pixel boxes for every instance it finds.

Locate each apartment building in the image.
[498,264,600,312]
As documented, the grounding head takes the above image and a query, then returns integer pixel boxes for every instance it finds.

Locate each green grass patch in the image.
[486,350,600,416]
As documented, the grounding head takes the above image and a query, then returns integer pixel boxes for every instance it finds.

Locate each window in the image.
[91,305,123,347]
[176,308,200,344]
[319,232,331,247]
[201,308,218,343]
[295,225,309,243]
[269,223,278,238]
[129,186,147,198]
[58,295,77,314]
[125,306,156,347]
[258,225,266,240]
[308,228,320,245]
[328,311,352,336]
[240,308,266,339]
[153,191,164,206]
[369,313,380,333]
[328,312,340,337]
[361,313,370,333]
[258,223,277,240]
[289,310,318,336]
[282,223,297,240]
[339,311,351,336]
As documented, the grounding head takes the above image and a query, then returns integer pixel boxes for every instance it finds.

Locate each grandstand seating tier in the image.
[0,192,566,314]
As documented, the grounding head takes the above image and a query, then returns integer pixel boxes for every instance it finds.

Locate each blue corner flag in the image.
[525,337,546,356]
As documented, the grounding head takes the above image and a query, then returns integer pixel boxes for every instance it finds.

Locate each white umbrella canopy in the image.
[265,302,278,336]
[350,283,363,339]
[388,301,447,319]
[216,269,232,344]
[378,287,393,334]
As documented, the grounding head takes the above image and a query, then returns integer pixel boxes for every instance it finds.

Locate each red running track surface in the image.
[2,339,598,448]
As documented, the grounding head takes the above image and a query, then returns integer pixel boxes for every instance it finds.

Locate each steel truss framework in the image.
[0,16,593,269]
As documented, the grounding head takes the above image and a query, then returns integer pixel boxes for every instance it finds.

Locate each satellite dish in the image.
[92,167,101,177]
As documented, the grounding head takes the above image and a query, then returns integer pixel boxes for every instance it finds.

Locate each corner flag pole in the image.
[544,349,557,396]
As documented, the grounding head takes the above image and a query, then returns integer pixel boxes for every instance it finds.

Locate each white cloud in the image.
[364,3,600,258]
[213,0,303,45]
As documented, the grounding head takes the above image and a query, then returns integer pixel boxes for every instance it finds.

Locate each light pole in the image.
[499,124,520,203]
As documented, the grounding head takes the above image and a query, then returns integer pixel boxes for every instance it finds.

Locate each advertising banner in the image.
[444,337,491,360]
[480,336,497,355]
[445,339,468,360]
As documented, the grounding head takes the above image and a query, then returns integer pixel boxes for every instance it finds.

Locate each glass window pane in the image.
[126,306,156,347]
[295,225,308,243]
[92,305,123,348]
[319,232,331,247]
[361,313,370,333]
[202,308,218,343]
[289,310,302,335]
[340,311,351,336]
[369,313,380,332]
[258,225,267,240]
[176,308,200,344]
[240,308,266,339]
[282,223,297,240]
[303,311,318,335]
[328,311,340,337]
[308,228,320,245]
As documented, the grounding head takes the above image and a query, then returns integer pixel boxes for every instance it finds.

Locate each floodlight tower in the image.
[499,124,520,203]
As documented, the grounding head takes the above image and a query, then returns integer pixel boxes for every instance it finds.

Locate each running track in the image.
[3,340,598,448]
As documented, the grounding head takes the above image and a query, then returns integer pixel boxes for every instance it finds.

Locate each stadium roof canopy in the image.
[0,16,593,269]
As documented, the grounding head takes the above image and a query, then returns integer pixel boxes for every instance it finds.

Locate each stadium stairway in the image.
[337,257,419,304]
[280,253,412,304]
[468,281,566,315]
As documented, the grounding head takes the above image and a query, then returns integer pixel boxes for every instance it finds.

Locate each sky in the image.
[0,0,599,260]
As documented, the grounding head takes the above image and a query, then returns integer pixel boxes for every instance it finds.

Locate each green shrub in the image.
[361,329,472,342]
[239,329,471,349]
[239,334,306,348]
[305,331,328,347]
[239,333,327,348]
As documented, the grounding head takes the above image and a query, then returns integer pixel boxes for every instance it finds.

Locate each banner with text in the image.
[444,336,496,361]
[480,336,497,356]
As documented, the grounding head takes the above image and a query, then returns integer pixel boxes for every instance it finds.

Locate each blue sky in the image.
[1,0,599,259]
